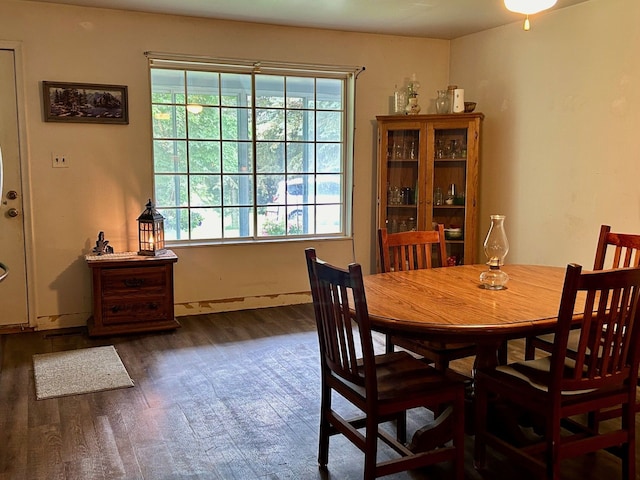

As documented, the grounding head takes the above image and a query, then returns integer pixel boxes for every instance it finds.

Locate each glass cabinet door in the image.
[429,123,471,265]
[379,126,422,234]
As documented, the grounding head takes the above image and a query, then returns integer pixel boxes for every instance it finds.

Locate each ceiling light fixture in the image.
[186,104,203,114]
[504,0,557,30]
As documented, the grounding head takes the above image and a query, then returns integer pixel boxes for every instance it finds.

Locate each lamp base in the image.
[480,267,509,290]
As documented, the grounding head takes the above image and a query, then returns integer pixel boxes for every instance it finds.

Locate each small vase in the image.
[394,86,407,114]
[406,96,421,115]
[435,89,450,114]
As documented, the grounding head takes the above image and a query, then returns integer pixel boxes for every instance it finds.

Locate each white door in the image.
[0,47,29,327]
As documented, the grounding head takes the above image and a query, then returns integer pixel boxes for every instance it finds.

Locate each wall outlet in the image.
[52,153,69,168]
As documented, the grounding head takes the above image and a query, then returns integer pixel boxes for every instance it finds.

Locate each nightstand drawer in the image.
[101,266,166,297]
[102,296,168,325]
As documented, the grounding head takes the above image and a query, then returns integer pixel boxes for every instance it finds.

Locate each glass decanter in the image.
[435,89,450,114]
[479,214,510,290]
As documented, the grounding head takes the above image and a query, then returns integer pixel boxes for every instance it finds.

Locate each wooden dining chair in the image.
[305,248,466,480]
[474,263,640,480]
[378,225,480,370]
[378,225,448,273]
[525,225,640,360]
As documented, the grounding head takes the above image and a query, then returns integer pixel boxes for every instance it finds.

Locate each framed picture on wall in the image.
[42,81,129,124]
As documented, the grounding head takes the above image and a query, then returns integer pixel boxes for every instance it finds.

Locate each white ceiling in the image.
[25,0,589,39]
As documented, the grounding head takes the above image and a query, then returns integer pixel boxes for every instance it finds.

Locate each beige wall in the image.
[451,0,640,267]
[2,0,450,329]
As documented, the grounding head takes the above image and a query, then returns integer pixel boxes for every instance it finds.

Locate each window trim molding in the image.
[145,51,364,77]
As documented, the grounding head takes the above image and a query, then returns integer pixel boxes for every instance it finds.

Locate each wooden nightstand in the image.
[85,250,179,337]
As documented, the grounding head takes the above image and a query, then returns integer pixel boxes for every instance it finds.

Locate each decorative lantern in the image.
[137,199,166,256]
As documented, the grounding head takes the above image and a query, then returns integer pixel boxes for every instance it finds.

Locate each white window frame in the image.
[147,53,360,244]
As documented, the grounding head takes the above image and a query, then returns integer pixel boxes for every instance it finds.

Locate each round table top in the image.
[362,264,577,342]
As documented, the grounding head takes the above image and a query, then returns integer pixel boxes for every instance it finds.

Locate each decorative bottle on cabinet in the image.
[376,113,484,268]
[435,90,449,114]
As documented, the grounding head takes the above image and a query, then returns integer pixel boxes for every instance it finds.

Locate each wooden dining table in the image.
[362,264,584,371]
[361,263,585,447]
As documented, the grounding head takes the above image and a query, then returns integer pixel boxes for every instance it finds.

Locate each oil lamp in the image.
[479,214,509,289]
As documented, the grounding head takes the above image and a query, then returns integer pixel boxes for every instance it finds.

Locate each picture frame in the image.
[42,81,129,124]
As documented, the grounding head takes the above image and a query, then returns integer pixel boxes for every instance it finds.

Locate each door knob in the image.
[8,208,19,217]
[6,190,18,200]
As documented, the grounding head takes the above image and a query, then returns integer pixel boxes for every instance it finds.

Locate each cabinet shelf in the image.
[435,158,467,163]
[388,159,419,164]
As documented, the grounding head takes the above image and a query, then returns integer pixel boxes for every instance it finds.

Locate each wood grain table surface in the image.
[362,264,584,369]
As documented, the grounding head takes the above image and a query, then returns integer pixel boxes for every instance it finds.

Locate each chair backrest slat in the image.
[306,248,376,392]
[378,224,448,273]
[552,264,640,393]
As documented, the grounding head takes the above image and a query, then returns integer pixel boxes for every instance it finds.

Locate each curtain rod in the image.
[144,51,364,76]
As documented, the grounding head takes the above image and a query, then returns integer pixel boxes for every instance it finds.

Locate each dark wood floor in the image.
[0,304,633,479]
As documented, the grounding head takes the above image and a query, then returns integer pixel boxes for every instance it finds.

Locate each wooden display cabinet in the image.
[85,250,179,336]
[376,113,483,266]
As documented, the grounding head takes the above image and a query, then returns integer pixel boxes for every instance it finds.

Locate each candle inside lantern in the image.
[149,234,154,250]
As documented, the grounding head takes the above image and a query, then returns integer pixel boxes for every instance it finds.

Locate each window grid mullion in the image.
[251,72,258,240]
[183,70,194,240]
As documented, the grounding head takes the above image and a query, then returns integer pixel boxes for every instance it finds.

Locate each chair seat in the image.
[528,331,640,431]
[390,335,511,369]
[494,357,598,396]
[389,336,476,366]
[528,329,580,357]
[342,351,468,403]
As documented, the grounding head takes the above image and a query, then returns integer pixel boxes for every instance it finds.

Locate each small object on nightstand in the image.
[92,231,114,255]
